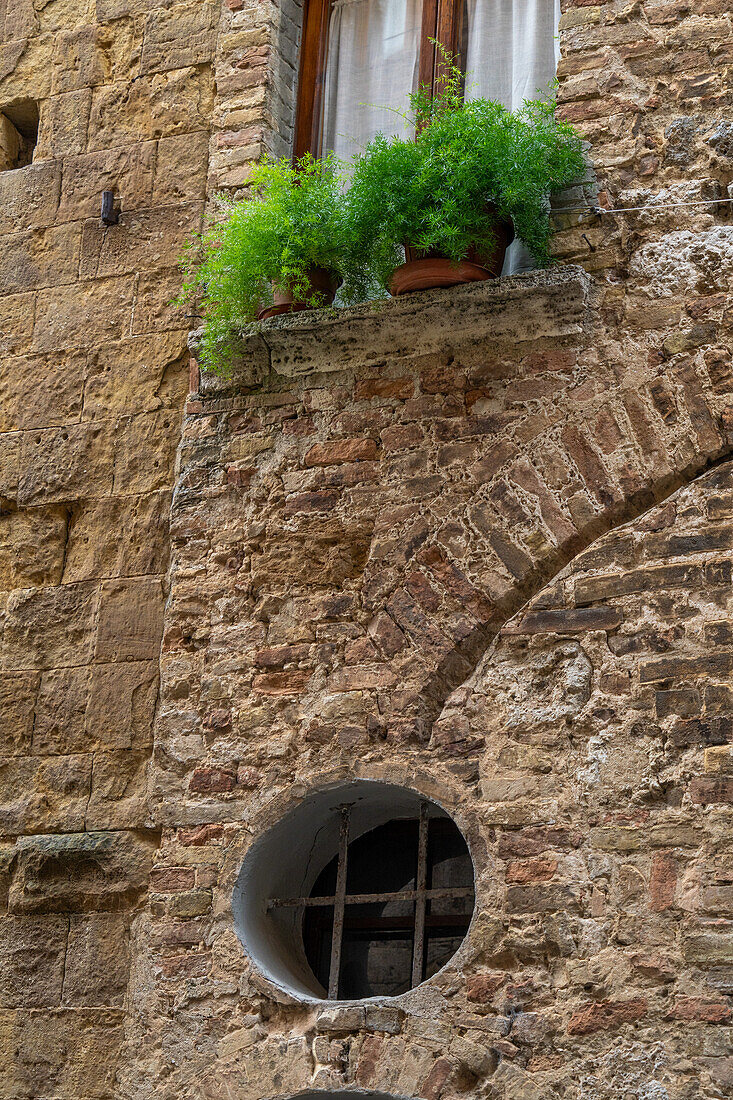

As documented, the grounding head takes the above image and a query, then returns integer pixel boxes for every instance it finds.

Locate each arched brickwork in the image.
[120,452,733,1100]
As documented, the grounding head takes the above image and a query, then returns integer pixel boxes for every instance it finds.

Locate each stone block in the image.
[31,667,91,755]
[9,830,157,913]
[0,673,39,756]
[0,754,91,835]
[51,22,140,94]
[0,505,68,589]
[0,1007,124,1098]
[0,161,60,236]
[0,352,86,432]
[55,142,156,223]
[95,576,165,661]
[2,581,99,670]
[31,276,135,354]
[84,333,187,419]
[62,491,172,581]
[89,68,213,149]
[62,914,130,1006]
[0,294,35,357]
[79,202,203,279]
[155,129,210,202]
[85,661,159,750]
[0,915,67,1008]
[111,410,181,493]
[85,750,149,828]
[140,0,218,74]
[131,267,188,333]
[35,89,93,158]
[0,223,82,295]
[17,422,114,504]
[0,435,19,499]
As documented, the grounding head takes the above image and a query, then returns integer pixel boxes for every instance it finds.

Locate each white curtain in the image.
[465,0,562,272]
[321,0,423,162]
[319,0,561,271]
[464,0,561,111]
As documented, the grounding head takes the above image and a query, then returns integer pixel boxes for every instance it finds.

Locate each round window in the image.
[233,780,475,1000]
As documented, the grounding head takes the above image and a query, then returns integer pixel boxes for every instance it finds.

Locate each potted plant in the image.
[346,58,587,295]
[177,154,369,372]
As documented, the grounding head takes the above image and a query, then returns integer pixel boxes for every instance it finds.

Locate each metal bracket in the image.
[101,191,120,226]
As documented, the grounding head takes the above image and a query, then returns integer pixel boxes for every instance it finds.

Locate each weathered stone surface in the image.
[95,576,165,661]
[0,915,67,1008]
[2,582,99,670]
[17,422,114,504]
[0,1007,125,1097]
[63,914,130,1006]
[0,505,68,589]
[63,492,173,581]
[0,754,92,835]
[9,831,157,912]
[0,673,39,757]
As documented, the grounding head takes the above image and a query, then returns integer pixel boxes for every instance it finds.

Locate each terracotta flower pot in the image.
[257,266,341,320]
[390,220,515,296]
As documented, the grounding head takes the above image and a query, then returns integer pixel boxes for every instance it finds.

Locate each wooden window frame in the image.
[293,0,465,161]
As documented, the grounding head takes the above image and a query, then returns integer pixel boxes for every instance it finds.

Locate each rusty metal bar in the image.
[268,886,474,910]
[411,802,430,988]
[327,805,350,999]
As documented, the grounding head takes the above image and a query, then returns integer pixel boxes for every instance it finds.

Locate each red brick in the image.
[466,971,507,1003]
[305,438,378,466]
[252,670,313,694]
[506,857,558,884]
[380,423,423,451]
[189,767,237,794]
[567,998,647,1035]
[670,996,732,1023]
[497,828,578,858]
[649,853,677,912]
[355,1035,383,1085]
[254,644,312,668]
[150,867,196,892]
[285,490,340,513]
[282,417,315,436]
[203,708,231,730]
[355,377,413,400]
[236,765,261,789]
[420,1057,453,1100]
[178,824,225,846]
[690,777,733,805]
[159,952,211,979]
[420,365,465,394]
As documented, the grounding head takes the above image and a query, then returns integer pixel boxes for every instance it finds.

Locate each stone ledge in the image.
[190,265,592,392]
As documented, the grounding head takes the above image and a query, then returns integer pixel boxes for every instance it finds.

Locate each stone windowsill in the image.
[190,264,592,394]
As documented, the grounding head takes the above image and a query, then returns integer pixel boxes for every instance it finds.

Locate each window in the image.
[294,0,561,162]
[233,781,475,1001]
[0,100,39,172]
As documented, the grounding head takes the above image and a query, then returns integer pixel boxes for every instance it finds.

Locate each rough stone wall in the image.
[1,0,732,1098]
[118,254,732,1097]
[0,0,216,1094]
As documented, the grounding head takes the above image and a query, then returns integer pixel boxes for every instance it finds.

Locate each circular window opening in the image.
[233,780,475,1001]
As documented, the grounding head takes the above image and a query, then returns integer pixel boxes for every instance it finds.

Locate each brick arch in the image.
[351,391,731,744]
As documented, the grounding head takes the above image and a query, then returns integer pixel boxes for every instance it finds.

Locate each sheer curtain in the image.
[464,0,561,111]
[464,0,562,272]
[320,0,423,163]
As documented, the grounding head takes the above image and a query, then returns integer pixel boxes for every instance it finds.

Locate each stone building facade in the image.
[1,1,732,1099]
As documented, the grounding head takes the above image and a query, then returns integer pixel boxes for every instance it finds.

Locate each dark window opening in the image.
[1,100,39,171]
[270,802,474,1000]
